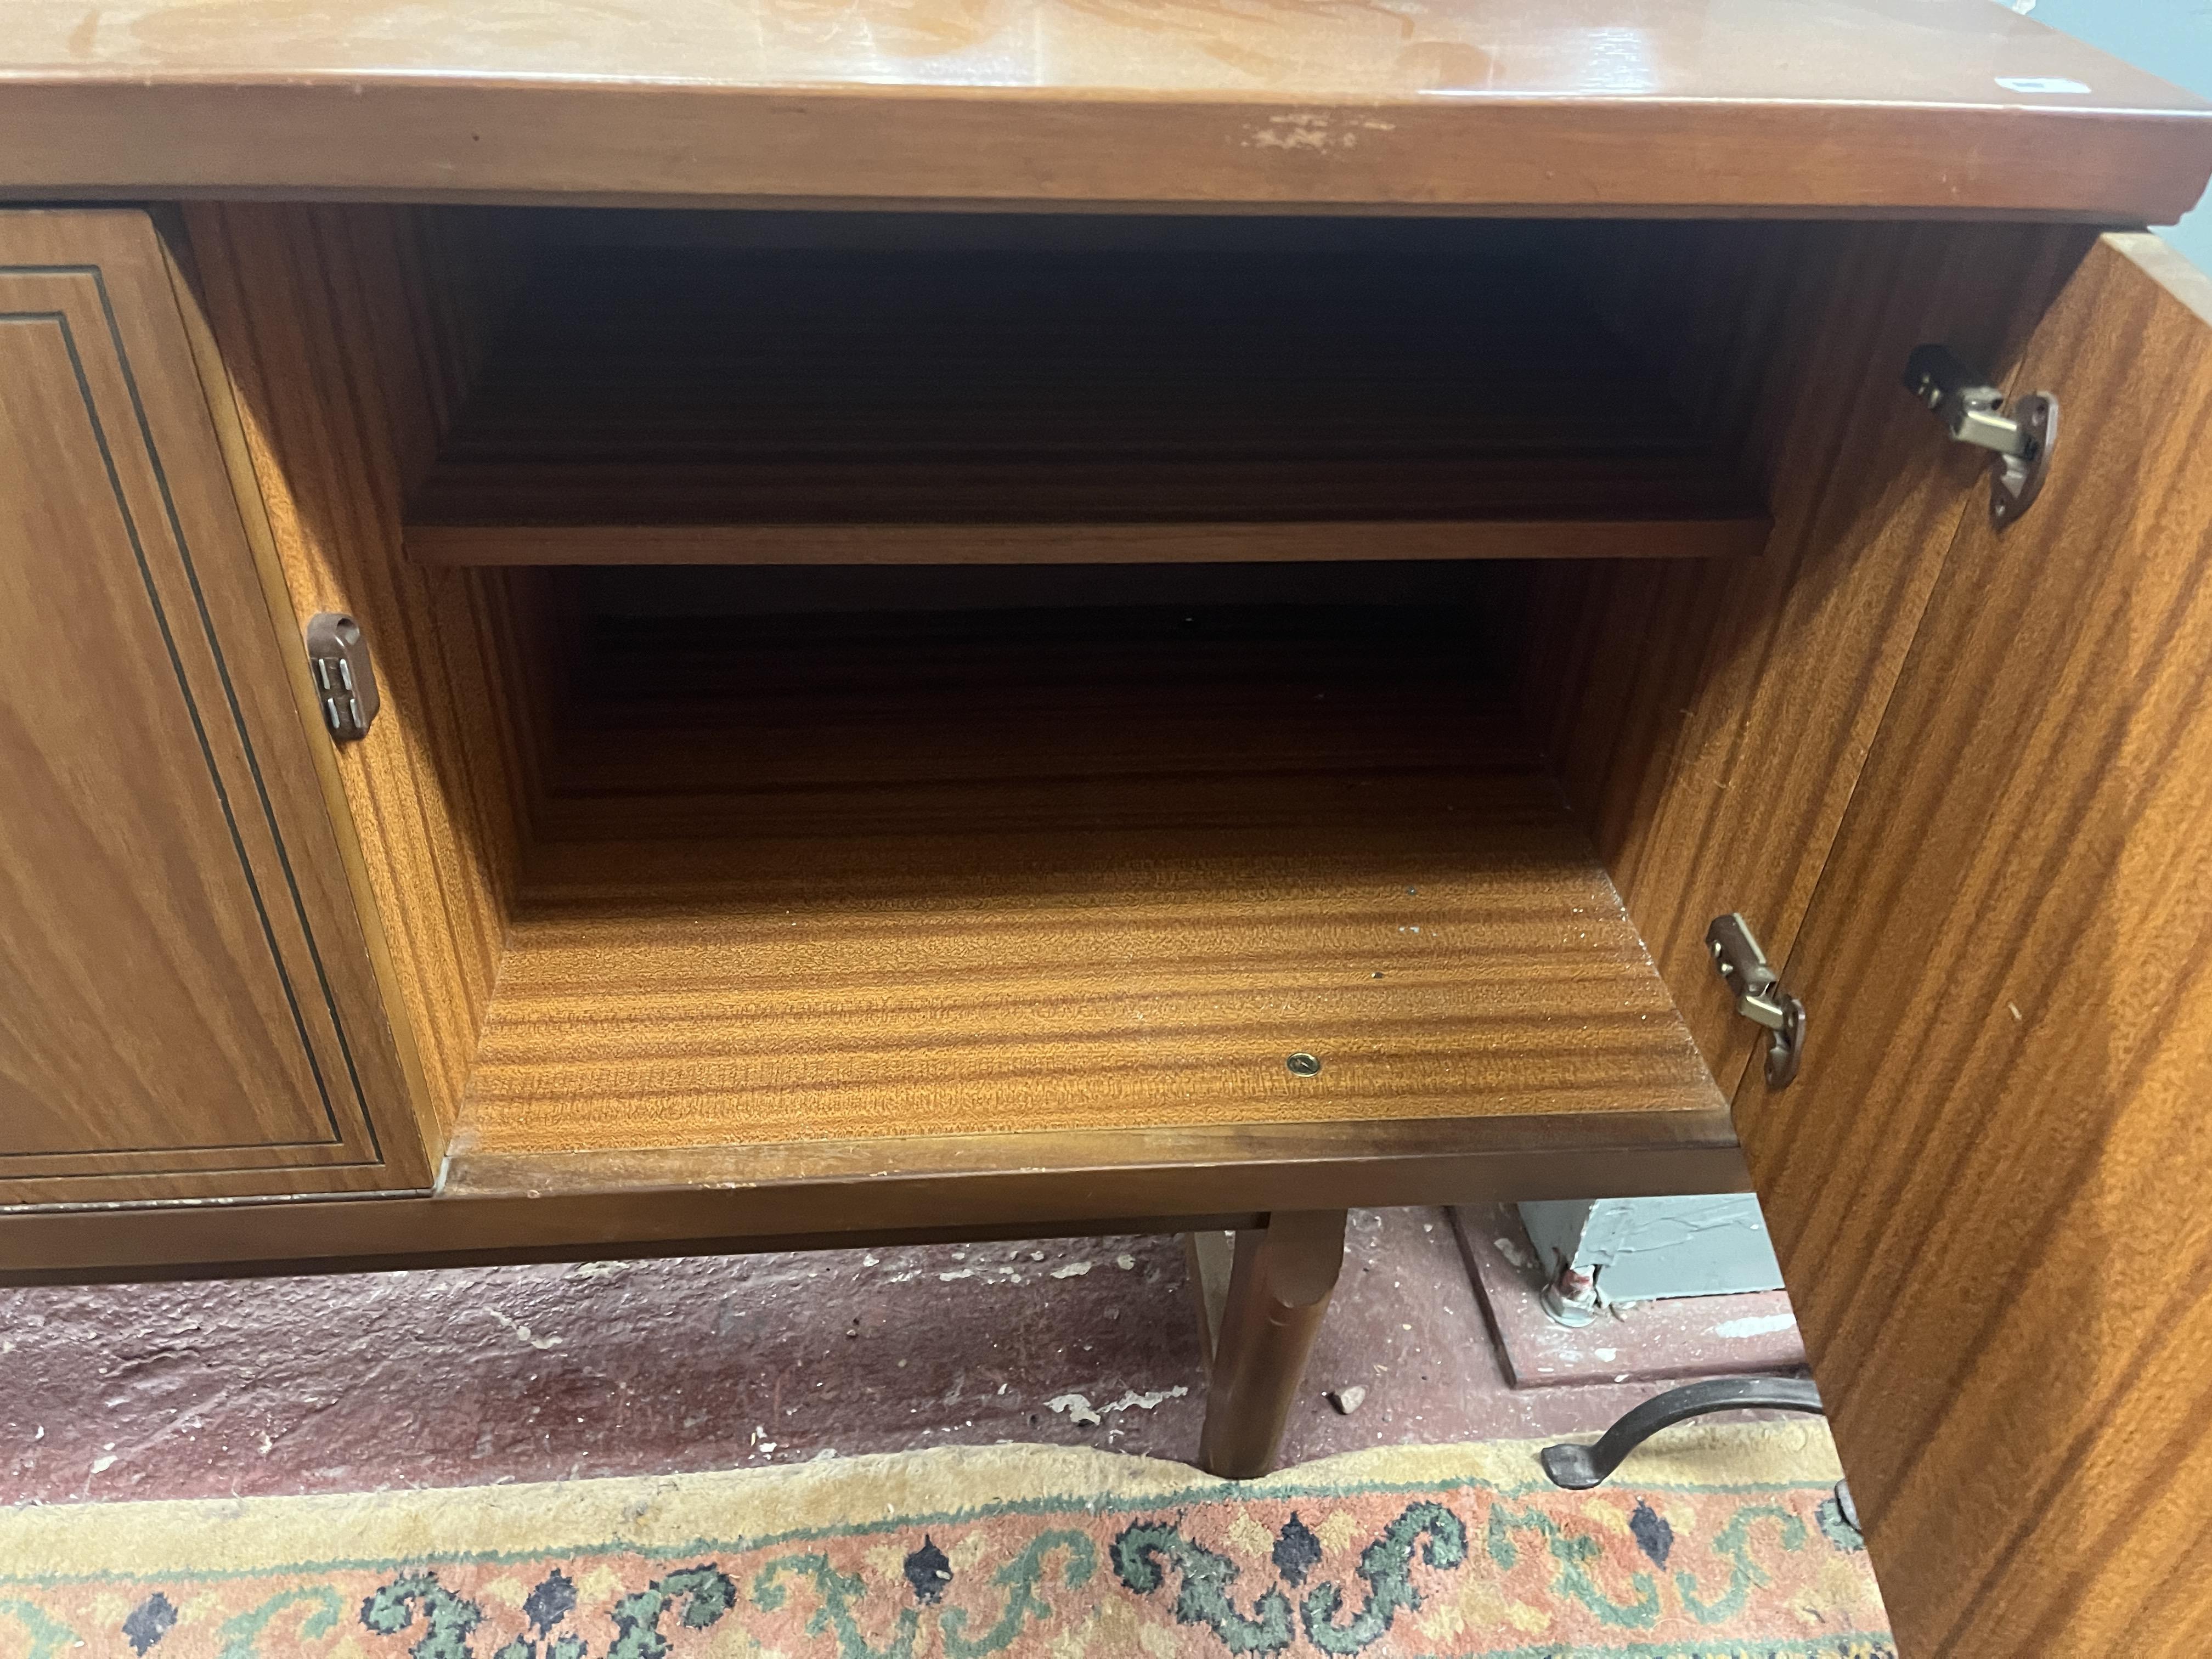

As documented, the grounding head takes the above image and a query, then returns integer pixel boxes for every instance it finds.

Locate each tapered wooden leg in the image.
[1196,1209,1347,1478]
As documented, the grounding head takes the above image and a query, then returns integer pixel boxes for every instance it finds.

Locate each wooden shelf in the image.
[455,606,1723,1155]
[406,249,1768,566]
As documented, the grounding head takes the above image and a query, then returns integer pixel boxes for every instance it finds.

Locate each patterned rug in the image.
[0,1423,1890,1657]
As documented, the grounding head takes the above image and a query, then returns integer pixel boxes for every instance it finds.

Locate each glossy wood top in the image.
[4,0,2209,216]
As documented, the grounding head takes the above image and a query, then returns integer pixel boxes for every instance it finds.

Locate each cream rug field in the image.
[0,1423,1891,1657]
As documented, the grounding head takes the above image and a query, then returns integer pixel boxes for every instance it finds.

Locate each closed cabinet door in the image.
[0,210,425,1202]
[1736,234,2212,1656]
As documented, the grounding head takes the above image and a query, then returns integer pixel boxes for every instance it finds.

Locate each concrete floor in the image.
[0,1206,1795,1505]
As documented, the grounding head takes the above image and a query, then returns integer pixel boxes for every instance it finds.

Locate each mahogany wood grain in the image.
[1739,234,2212,1658]
[0,210,425,1201]
[182,204,539,1148]
[459,607,1725,1150]
[0,3,2207,217]
[405,245,1766,563]
[1198,1210,1347,1477]
[1521,221,2095,1090]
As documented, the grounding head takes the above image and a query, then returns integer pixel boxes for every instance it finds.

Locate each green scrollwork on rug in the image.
[1297,1500,1467,1655]
[753,1550,921,1659]
[1487,1499,1663,1628]
[0,1598,79,1659]
[362,1574,486,1659]
[0,1434,1890,1657]
[354,1565,735,1659]
[490,1635,588,1659]
[1111,1518,1298,1654]
[218,1587,348,1659]
[939,1529,1096,1658]
[605,1566,737,1659]
[747,1529,1092,1659]
[1673,1504,1806,1623]
[1113,1502,1474,1656]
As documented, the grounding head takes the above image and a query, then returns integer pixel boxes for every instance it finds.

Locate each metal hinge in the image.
[1706,912,1805,1089]
[304,612,380,742]
[1903,344,2059,529]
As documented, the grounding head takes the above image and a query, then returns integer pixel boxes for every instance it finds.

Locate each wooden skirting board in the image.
[0,1110,1744,1285]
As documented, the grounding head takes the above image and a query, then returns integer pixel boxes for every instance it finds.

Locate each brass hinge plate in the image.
[1706,912,1806,1089]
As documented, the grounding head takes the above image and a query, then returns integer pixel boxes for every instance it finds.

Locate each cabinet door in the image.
[1736,234,2212,1656]
[0,210,427,1202]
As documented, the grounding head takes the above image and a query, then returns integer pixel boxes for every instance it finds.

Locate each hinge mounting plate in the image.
[1706,912,1805,1090]
[304,612,379,743]
[1903,344,2059,529]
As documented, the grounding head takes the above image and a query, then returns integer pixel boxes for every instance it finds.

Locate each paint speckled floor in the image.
[0,1207,1796,1504]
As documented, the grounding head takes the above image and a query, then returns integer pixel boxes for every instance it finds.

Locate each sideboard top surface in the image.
[2,0,2209,217]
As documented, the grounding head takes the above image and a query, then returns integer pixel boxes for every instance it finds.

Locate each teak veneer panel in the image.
[182,204,540,1148]
[472,816,1706,1150]
[1739,235,2212,1659]
[459,611,1722,1154]
[1522,220,2096,1087]
[0,2,2208,217]
[407,247,1767,565]
[0,210,424,1201]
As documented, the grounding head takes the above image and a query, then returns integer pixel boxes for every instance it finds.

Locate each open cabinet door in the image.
[1737,233,2212,1657]
[0,210,428,1203]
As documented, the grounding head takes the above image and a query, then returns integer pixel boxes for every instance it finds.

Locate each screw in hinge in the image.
[1706,913,1807,1089]
[1902,344,2061,529]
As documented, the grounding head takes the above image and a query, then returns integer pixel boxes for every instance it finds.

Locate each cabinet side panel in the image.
[182,204,533,1145]
[1736,234,2212,1658]
[1523,220,2094,1091]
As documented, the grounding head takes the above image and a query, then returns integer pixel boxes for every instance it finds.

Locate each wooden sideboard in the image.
[4,4,2212,1652]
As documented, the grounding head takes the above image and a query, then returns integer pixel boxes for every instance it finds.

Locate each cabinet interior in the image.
[199,205,2081,1172]
[460,559,1716,1156]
